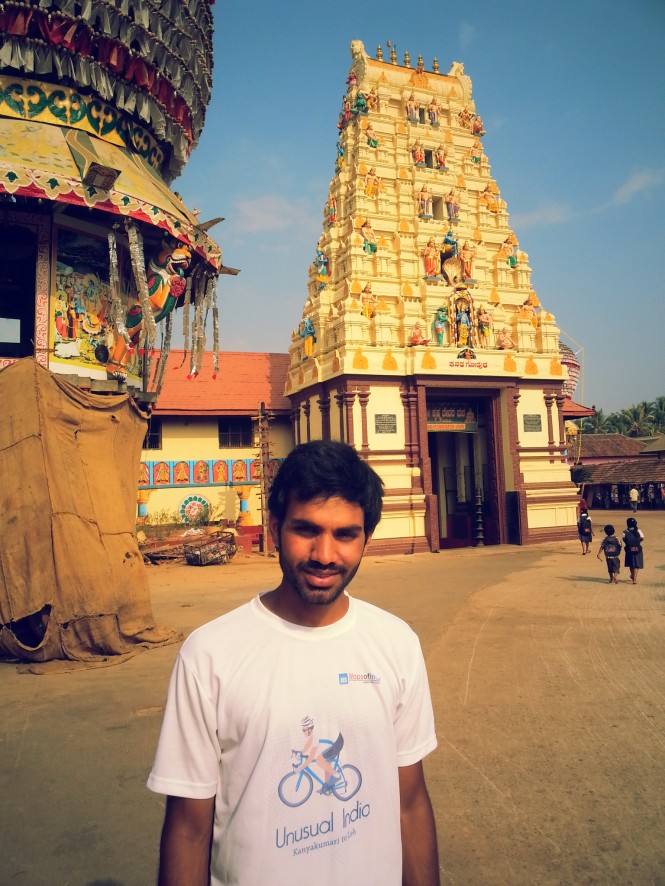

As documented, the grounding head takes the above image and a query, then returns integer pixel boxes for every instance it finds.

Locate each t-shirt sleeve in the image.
[146,652,220,799]
[394,634,437,767]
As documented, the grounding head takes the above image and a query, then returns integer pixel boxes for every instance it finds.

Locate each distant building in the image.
[576,434,665,509]
[140,351,293,528]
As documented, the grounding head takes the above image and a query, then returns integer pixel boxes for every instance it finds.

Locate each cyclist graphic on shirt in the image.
[299,715,340,792]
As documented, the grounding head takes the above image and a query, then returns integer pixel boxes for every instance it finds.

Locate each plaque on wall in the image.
[375,414,397,434]
[523,414,542,432]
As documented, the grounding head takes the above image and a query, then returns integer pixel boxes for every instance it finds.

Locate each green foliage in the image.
[581,398,665,437]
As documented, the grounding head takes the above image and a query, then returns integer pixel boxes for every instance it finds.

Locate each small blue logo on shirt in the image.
[339,672,380,685]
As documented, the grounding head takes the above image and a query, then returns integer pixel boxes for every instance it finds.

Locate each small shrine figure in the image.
[496,326,515,350]
[454,296,473,347]
[519,298,539,328]
[315,247,329,288]
[405,93,419,122]
[427,97,440,126]
[361,283,377,319]
[470,140,482,164]
[409,322,430,346]
[325,192,337,225]
[353,91,368,116]
[342,94,352,123]
[422,237,439,278]
[432,306,449,345]
[298,318,316,358]
[445,188,460,221]
[458,107,473,129]
[335,141,344,171]
[364,167,380,198]
[411,139,426,165]
[365,87,379,111]
[476,305,492,348]
[361,219,378,255]
[480,183,499,213]
[499,236,518,268]
[440,229,458,270]
[366,122,379,148]
[346,68,358,91]
[435,144,448,170]
[417,184,432,217]
[472,114,486,136]
[459,241,475,280]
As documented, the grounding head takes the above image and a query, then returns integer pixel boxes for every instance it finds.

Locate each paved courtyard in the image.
[1,509,664,884]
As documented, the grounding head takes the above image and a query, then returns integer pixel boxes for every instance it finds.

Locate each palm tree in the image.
[606,411,629,434]
[650,397,665,435]
[582,409,612,434]
[620,402,655,438]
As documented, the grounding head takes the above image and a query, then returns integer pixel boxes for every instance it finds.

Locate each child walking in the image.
[623,517,645,585]
[596,524,622,584]
[577,509,593,554]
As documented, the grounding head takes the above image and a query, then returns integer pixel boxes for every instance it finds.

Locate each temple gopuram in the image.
[0,0,227,666]
[286,40,579,552]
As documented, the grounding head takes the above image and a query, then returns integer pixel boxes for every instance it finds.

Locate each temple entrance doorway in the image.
[426,397,500,548]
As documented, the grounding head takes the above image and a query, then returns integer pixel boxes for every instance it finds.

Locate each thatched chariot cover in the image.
[0,360,180,671]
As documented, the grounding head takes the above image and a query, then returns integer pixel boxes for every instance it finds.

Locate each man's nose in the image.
[311,532,335,565]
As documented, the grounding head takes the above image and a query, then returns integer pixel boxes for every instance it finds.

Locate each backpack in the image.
[579,515,592,535]
[603,537,621,557]
[624,529,642,554]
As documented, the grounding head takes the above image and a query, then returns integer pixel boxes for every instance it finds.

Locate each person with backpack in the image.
[623,517,645,584]
[577,509,593,554]
[596,524,622,584]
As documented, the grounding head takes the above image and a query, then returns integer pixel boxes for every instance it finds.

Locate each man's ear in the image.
[268,513,280,549]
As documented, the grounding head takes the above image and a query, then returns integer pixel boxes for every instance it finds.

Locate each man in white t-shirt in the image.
[147,440,439,885]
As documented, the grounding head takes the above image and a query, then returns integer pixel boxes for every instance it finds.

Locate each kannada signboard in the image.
[375,414,397,434]
[523,414,543,433]
[427,402,478,432]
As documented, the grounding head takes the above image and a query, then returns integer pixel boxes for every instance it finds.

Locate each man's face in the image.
[269,495,370,611]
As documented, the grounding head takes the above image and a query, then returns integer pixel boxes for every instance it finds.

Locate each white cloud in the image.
[510,203,571,229]
[231,194,319,236]
[458,23,475,50]
[612,168,665,205]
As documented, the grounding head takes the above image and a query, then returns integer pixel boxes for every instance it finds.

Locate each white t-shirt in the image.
[147,593,437,885]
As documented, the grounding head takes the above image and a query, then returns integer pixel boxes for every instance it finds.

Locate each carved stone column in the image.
[357,387,370,454]
[334,392,345,441]
[318,390,331,440]
[302,399,311,443]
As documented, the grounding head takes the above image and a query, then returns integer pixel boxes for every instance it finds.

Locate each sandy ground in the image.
[1,509,664,885]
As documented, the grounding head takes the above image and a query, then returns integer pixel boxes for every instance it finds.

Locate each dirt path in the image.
[1,510,663,884]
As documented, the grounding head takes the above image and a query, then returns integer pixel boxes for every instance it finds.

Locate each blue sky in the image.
[174,0,665,415]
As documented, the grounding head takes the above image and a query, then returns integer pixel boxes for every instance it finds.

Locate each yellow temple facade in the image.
[285,41,577,552]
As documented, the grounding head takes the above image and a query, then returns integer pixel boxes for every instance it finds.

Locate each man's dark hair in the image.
[268,440,384,536]
[604,524,615,535]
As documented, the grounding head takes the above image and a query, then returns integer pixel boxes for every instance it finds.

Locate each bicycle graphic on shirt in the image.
[277,732,362,808]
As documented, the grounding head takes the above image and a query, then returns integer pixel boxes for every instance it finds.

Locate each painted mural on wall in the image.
[51,227,139,376]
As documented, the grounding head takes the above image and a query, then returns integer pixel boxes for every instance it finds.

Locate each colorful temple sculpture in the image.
[286,41,579,552]
[0,0,226,666]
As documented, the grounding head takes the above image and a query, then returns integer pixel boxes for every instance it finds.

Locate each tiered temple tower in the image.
[285,40,577,551]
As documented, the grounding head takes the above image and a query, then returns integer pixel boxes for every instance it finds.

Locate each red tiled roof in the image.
[153,350,291,415]
[562,398,594,418]
[580,434,647,459]
[583,458,665,485]
[640,435,665,454]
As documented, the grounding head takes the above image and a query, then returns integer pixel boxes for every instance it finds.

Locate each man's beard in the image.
[277,550,361,607]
